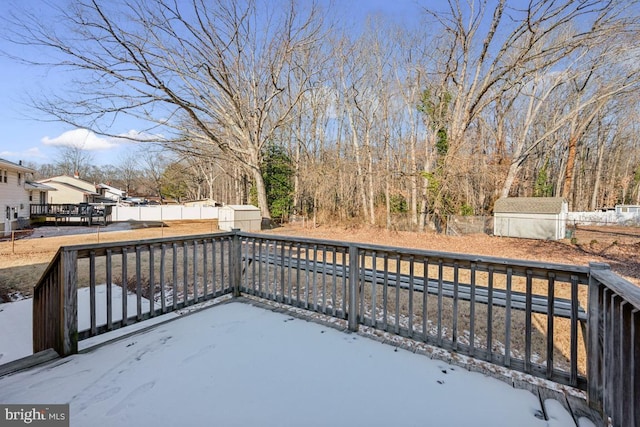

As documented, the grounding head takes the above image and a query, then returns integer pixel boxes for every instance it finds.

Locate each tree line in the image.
[6,0,640,229]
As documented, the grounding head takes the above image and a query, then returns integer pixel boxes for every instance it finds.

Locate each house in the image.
[493,197,568,240]
[37,175,102,204]
[0,158,54,235]
[96,183,126,202]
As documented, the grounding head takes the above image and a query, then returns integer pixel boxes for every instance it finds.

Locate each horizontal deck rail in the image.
[32,230,639,426]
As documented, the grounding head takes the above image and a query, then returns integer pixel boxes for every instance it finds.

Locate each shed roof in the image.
[494,197,567,214]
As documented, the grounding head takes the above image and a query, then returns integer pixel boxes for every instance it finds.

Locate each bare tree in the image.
[5,0,328,219]
[54,145,94,178]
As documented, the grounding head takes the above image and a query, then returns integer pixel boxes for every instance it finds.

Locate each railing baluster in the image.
[122,247,128,326]
[469,263,476,355]
[546,273,555,379]
[321,246,327,313]
[280,242,286,303]
[383,254,389,330]
[437,259,443,346]
[331,247,337,316]
[136,246,142,321]
[193,241,198,303]
[183,242,189,305]
[505,267,513,367]
[452,262,459,349]
[172,243,178,310]
[89,250,96,336]
[422,259,428,340]
[106,249,113,330]
[313,244,320,309]
[371,252,377,327]
[395,255,400,334]
[160,244,166,313]
[570,274,579,387]
[525,269,533,373]
[487,266,494,362]
[203,240,208,299]
[149,245,155,317]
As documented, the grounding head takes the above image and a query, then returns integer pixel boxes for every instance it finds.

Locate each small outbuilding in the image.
[493,197,568,240]
[218,205,262,232]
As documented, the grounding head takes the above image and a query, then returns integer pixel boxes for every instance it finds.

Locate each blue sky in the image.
[0,0,423,167]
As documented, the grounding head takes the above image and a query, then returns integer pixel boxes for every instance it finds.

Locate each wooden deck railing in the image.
[32,230,638,426]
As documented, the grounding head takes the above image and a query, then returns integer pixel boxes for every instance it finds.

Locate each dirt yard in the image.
[0,220,638,301]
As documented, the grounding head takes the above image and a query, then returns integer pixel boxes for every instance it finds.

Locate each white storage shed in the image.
[218,205,262,232]
[493,197,568,240]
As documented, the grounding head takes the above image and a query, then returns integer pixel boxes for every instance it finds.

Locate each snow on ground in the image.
[0,301,582,427]
[0,285,177,364]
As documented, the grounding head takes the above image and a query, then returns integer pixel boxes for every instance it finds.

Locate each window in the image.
[2,170,6,183]
[5,206,9,220]
[29,192,33,202]
[17,173,21,185]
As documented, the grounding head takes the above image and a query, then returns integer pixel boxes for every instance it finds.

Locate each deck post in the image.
[60,249,78,356]
[232,229,242,298]
[348,244,360,332]
[587,262,610,413]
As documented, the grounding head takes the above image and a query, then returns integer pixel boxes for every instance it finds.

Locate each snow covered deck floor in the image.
[0,301,585,427]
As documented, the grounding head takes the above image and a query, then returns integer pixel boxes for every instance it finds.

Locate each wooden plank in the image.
[525,269,532,374]
[296,244,301,305]
[183,242,188,305]
[212,239,217,297]
[437,259,443,346]
[121,247,128,327]
[136,246,142,320]
[408,257,414,338]
[395,255,401,334]
[321,246,327,311]
[281,242,286,303]
[61,249,78,356]
[422,259,429,340]
[149,245,155,317]
[452,262,459,349]
[469,263,476,355]
[570,275,579,387]
[89,251,96,336]
[382,254,389,330]
[172,243,178,310]
[371,252,378,327]
[620,302,631,425]
[487,266,494,363]
[331,247,337,316]
[106,249,113,330]
[546,273,555,380]
[347,245,359,332]
[160,244,166,314]
[505,267,513,367]
[632,309,639,426]
[312,244,318,310]
[587,271,603,413]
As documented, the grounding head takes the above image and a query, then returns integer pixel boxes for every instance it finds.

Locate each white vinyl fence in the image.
[111,205,219,222]
[567,211,640,226]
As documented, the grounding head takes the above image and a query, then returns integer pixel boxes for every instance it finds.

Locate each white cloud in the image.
[40,128,164,151]
[41,129,118,151]
[0,147,46,159]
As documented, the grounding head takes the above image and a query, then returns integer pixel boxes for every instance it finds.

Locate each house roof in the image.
[494,197,567,214]
[24,181,57,191]
[96,183,125,194]
[40,180,99,196]
[0,158,35,173]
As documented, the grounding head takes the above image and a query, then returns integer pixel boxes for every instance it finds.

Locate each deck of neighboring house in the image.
[30,203,112,226]
[5,230,639,426]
